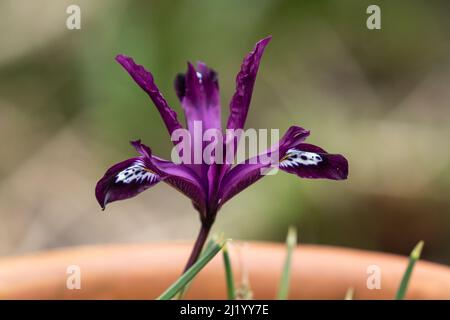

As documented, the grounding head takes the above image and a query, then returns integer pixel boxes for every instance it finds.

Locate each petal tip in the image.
[186,61,195,69]
[259,35,272,44]
[327,154,349,180]
[174,73,186,100]
[95,187,108,211]
[130,139,153,159]
[254,36,272,51]
[337,156,349,180]
[115,54,130,65]
[130,139,142,147]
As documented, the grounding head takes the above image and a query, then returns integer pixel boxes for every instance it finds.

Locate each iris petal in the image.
[174,62,222,179]
[131,140,207,215]
[96,140,207,214]
[95,157,161,210]
[279,143,348,180]
[174,62,221,134]
[226,36,271,132]
[218,160,266,207]
[218,125,347,206]
[116,55,183,137]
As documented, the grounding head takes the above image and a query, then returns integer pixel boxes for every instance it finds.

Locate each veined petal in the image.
[218,125,347,206]
[116,55,183,137]
[219,125,309,204]
[131,140,207,215]
[226,36,271,132]
[174,62,222,179]
[95,157,161,210]
[218,160,267,207]
[174,62,221,133]
[96,140,208,213]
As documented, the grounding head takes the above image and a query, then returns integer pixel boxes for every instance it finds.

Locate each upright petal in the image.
[116,55,183,137]
[174,62,222,180]
[278,126,311,154]
[226,36,271,131]
[174,62,221,133]
[95,156,161,210]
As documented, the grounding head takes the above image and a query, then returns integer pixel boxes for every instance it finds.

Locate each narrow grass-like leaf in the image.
[158,239,225,300]
[277,226,297,300]
[176,238,217,300]
[344,287,354,300]
[222,243,236,300]
[234,243,253,300]
[395,240,424,300]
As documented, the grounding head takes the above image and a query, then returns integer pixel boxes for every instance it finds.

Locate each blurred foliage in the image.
[0,0,449,264]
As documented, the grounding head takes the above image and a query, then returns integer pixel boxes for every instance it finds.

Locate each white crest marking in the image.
[115,160,158,184]
[280,149,323,168]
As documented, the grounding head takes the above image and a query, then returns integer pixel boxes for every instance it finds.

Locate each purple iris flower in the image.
[95,36,348,271]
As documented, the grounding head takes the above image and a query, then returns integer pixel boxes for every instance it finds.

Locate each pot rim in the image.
[0,242,449,300]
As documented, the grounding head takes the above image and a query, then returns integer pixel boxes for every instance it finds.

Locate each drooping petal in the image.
[131,140,207,215]
[226,36,271,132]
[277,126,348,179]
[218,125,347,206]
[218,126,308,205]
[174,62,221,134]
[95,156,161,210]
[96,140,208,213]
[116,55,183,137]
[279,143,348,180]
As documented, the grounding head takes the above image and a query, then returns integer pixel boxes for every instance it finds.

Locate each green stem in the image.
[183,223,212,273]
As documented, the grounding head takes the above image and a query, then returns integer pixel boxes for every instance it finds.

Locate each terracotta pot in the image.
[0,242,449,299]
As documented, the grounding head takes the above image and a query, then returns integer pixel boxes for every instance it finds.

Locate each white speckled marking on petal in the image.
[115,160,158,184]
[280,148,323,168]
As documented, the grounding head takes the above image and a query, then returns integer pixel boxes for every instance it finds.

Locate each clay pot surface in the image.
[0,242,449,299]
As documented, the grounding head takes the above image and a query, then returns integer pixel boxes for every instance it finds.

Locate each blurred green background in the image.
[1,0,449,264]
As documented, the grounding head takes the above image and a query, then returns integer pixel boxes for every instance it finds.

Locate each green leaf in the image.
[277,226,297,300]
[395,240,424,300]
[175,238,218,300]
[222,243,236,300]
[157,238,226,300]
